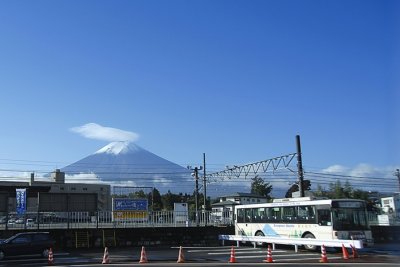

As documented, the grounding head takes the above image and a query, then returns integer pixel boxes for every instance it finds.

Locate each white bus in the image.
[235,197,373,250]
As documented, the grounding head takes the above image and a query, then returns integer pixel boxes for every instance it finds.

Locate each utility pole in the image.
[203,153,207,226]
[188,165,202,226]
[203,153,207,211]
[395,169,400,192]
[296,135,305,197]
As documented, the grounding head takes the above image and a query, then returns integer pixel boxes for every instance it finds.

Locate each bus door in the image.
[315,205,333,239]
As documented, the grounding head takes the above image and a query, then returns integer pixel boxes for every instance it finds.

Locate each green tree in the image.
[352,189,369,201]
[329,180,346,199]
[316,180,370,200]
[150,188,163,211]
[251,175,273,199]
[161,191,185,210]
[132,190,146,199]
[313,184,329,198]
[343,180,353,198]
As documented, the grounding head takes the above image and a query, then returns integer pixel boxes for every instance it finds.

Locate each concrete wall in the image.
[371,226,400,243]
[0,226,235,249]
[0,225,397,250]
[0,193,7,212]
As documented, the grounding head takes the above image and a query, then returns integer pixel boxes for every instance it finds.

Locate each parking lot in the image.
[0,243,399,266]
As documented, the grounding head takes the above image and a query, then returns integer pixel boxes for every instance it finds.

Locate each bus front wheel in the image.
[303,233,317,251]
[255,231,266,247]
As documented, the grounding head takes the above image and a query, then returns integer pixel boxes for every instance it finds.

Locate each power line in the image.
[0,157,397,194]
[207,153,297,182]
[394,169,400,192]
[305,171,393,180]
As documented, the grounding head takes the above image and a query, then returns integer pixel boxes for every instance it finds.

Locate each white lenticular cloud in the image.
[70,123,139,142]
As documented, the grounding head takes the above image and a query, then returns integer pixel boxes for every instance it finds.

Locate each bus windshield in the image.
[331,201,369,231]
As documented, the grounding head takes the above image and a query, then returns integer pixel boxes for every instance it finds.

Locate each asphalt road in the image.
[0,243,399,266]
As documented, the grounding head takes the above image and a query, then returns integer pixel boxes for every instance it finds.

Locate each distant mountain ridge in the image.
[61,142,293,197]
[61,142,191,192]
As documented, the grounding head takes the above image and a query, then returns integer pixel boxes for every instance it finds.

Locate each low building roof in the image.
[211,200,237,207]
[221,192,266,198]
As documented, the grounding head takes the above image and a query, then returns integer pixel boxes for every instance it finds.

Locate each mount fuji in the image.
[61,141,192,193]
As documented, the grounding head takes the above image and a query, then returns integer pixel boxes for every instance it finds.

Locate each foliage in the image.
[313,179,370,201]
[314,184,328,197]
[250,175,273,200]
[161,191,184,210]
[151,188,163,211]
[158,190,211,211]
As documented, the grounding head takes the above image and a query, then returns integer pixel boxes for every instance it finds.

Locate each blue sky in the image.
[0,1,399,193]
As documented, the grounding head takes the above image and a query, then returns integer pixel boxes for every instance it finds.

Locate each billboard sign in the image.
[112,198,148,222]
[16,188,26,214]
[112,211,148,220]
[113,198,148,211]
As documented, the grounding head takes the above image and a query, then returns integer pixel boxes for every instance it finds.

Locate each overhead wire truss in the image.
[207,153,297,183]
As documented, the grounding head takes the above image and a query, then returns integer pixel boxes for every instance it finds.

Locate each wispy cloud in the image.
[321,163,396,178]
[70,123,139,142]
[65,173,105,184]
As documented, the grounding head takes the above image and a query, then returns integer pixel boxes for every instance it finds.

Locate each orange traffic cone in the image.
[48,247,54,265]
[228,246,236,263]
[139,246,148,263]
[319,245,328,263]
[177,246,185,263]
[342,244,349,260]
[263,244,274,263]
[350,244,359,258]
[102,247,110,264]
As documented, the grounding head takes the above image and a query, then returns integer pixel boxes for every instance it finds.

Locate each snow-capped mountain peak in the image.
[62,141,192,194]
[94,141,141,155]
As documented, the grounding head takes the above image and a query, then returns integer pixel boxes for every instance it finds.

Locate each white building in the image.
[381,194,400,216]
[376,193,400,226]
[0,169,111,215]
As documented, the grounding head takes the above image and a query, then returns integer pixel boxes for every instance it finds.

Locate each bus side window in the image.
[245,208,252,223]
[272,207,281,221]
[298,205,315,222]
[265,207,272,222]
[252,208,259,222]
[297,206,307,221]
[259,208,266,222]
[282,207,296,222]
[308,206,316,222]
[237,209,245,223]
[253,208,265,223]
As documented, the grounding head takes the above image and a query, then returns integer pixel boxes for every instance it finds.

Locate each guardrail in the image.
[0,210,234,230]
[218,234,363,252]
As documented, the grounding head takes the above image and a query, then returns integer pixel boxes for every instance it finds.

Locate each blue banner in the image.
[113,198,148,211]
[16,188,26,214]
